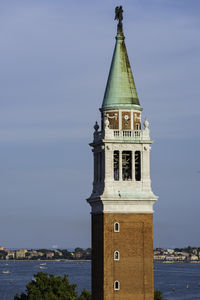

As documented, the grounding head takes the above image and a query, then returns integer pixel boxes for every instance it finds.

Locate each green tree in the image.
[61,249,72,259]
[78,289,91,300]
[154,289,166,300]
[14,272,91,300]
[0,250,7,259]
[74,248,83,253]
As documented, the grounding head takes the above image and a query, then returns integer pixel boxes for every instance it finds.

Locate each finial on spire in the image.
[115,6,123,33]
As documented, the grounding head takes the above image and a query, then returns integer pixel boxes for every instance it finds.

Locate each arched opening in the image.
[122,151,132,181]
[114,281,120,291]
[135,151,141,181]
[114,222,120,232]
[113,151,119,181]
[114,251,120,261]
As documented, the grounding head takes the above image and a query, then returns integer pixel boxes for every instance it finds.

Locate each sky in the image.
[0,0,199,249]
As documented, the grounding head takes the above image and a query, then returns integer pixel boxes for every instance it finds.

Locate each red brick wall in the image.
[92,213,154,300]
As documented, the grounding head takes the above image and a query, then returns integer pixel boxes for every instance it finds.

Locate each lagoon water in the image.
[0,261,200,299]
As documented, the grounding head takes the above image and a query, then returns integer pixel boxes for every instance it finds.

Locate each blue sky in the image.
[0,0,199,249]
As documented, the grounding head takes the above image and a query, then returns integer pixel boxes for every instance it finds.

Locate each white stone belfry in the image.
[87,113,158,214]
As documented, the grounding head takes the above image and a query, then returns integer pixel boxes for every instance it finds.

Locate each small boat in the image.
[198,282,200,287]
[39,266,47,270]
[2,270,10,274]
[186,284,190,289]
[40,263,46,266]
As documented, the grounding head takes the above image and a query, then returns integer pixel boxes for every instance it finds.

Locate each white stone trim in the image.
[88,198,157,214]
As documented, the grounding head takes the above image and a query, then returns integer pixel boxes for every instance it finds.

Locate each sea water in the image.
[0,261,200,300]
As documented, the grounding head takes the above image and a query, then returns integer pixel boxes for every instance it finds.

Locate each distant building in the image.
[190,255,198,261]
[6,250,15,260]
[75,252,83,259]
[167,249,175,254]
[55,250,63,256]
[46,252,54,259]
[16,249,27,259]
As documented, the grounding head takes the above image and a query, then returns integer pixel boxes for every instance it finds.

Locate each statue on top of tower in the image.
[115,6,123,22]
[115,6,123,33]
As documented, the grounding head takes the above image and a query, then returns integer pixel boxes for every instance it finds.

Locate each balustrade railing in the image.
[114,130,142,138]
[94,129,149,142]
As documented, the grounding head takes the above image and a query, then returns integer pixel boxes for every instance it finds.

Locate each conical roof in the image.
[101,28,141,111]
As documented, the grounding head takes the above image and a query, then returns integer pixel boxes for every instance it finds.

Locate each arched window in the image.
[122,151,132,181]
[114,251,120,261]
[114,222,120,232]
[114,281,120,291]
[113,151,119,181]
[135,151,141,181]
[136,123,140,130]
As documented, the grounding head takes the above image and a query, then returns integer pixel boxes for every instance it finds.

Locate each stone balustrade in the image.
[94,128,150,142]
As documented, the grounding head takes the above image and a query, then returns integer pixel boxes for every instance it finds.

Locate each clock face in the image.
[122,112,131,129]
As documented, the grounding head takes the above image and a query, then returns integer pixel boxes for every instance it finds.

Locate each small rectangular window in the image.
[114,151,119,181]
[135,151,141,181]
[122,151,132,181]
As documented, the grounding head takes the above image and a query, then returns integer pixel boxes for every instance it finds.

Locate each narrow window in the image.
[135,151,141,181]
[136,123,140,130]
[114,151,119,181]
[114,251,120,261]
[122,151,132,181]
[114,222,120,232]
[114,281,120,291]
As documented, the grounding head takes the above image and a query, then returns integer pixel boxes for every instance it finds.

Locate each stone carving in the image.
[94,121,99,132]
[104,116,110,129]
[143,119,149,129]
[143,119,150,138]
[93,121,99,142]
[106,113,117,120]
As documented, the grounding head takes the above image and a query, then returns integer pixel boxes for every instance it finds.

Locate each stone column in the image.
[132,150,135,181]
[119,150,122,181]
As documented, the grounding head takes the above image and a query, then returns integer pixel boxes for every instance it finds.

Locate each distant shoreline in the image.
[1,259,200,263]
[0,259,91,262]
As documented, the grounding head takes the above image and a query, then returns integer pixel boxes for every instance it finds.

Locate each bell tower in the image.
[87,7,158,300]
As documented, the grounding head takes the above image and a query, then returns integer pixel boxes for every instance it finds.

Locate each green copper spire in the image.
[101,6,141,111]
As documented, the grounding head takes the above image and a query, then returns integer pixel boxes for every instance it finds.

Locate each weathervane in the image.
[115,6,123,33]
